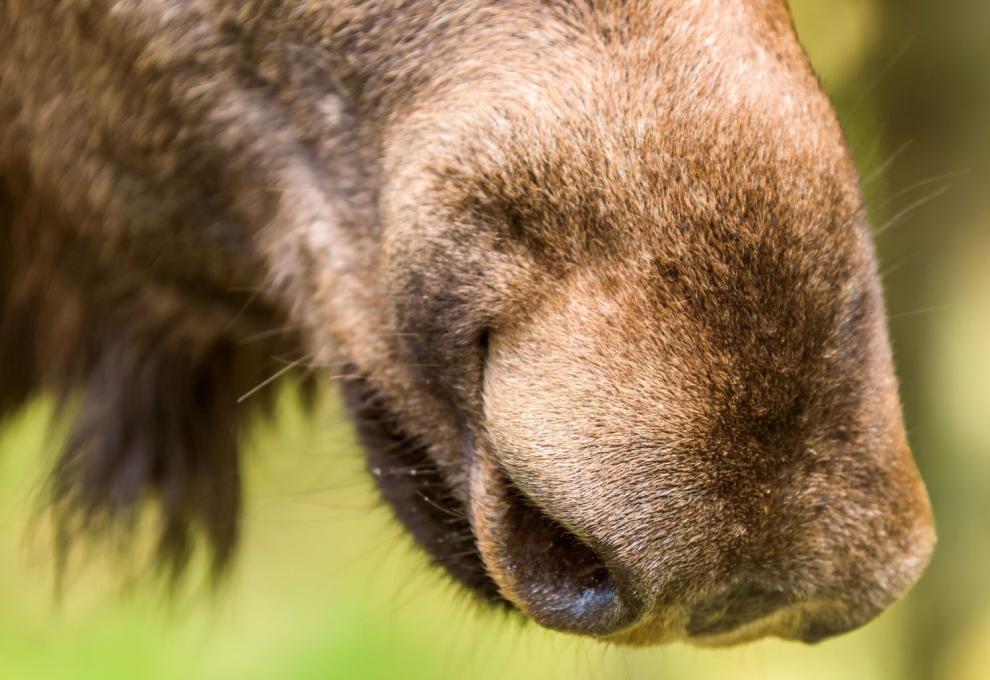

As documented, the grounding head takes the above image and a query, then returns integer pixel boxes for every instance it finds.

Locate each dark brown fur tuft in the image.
[0,168,303,576]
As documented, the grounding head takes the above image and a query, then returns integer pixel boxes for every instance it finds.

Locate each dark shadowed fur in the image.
[0,0,934,645]
[0,167,305,574]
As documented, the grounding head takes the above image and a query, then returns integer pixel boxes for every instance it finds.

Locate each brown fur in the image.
[0,0,934,644]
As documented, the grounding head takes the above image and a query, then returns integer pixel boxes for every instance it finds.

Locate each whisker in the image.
[888,305,952,321]
[271,355,347,369]
[864,139,913,186]
[238,325,299,345]
[328,372,363,381]
[874,182,953,236]
[433,549,483,561]
[417,491,467,520]
[879,252,920,281]
[855,121,888,180]
[237,354,311,403]
[883,169,970,205]
[222,290,259,333]
[848,37,915,121]
[373,465,445,477]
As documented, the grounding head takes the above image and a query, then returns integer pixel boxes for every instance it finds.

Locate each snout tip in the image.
[466,432,937,645]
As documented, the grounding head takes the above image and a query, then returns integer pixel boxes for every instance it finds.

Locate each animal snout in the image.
[468,433,935,644]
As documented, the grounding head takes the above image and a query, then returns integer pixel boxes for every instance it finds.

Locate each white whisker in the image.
[888,305,952,321]
[874,183,953,236]
[864,139,913,186]
[236,355,310,403]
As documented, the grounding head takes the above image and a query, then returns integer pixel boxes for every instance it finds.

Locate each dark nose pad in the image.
[687,581,792,637]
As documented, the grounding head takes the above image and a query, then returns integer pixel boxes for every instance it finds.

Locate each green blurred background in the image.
[2,1,988,678]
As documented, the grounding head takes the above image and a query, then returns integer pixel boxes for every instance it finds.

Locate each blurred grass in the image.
[2,0,989,678]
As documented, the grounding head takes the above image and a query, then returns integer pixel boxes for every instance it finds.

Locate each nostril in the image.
[473,464,638,636]
[500,482,627,632]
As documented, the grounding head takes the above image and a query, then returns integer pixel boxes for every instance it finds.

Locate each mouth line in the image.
[339,375,502,601]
